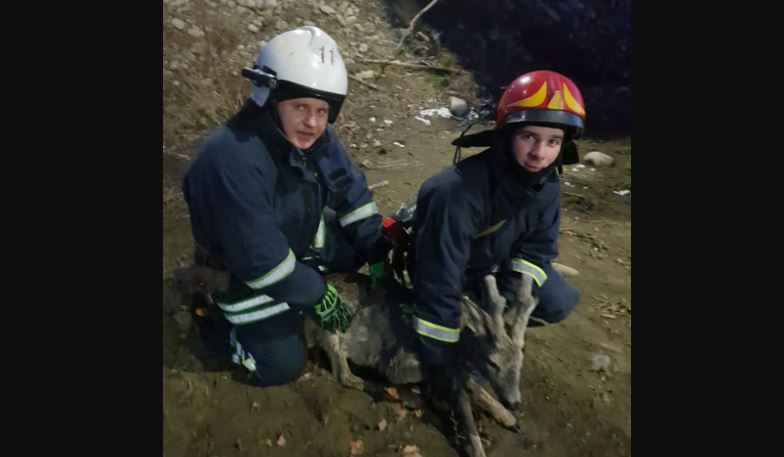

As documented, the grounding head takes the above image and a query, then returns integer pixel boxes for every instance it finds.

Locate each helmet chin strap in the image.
[514,156,559,187]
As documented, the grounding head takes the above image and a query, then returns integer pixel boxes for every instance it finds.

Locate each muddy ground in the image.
[163,1,631,455]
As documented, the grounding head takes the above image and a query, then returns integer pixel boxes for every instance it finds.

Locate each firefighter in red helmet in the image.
[407,70,587,407]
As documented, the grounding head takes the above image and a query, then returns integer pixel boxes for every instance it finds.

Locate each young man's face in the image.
[510,124,565,173]
[276,97,330,150]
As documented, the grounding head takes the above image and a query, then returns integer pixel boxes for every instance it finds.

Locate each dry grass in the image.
[163,0,253,151]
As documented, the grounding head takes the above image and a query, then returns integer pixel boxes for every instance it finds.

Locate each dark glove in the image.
[383,216,409,248]
[382,216,411,286]
[313,283,352,332]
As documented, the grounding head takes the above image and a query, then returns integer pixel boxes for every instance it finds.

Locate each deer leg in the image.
[456,391,487,457]
[319,332,365,389]
[467,378,520,431]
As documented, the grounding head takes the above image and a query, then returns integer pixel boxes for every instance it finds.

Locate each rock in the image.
[191,42,206,54]
[170,18,187,30]
[583,151,615,167]
[449,96,468,117]
[275,19,289,31]
[355,70,376,81]
[237,0,273,8]
[187,26,205,38]
[358,43,368,53]
[248,23,259,32]
[319,4,336,15]
[400,445,423,457]
[591,353,611,372]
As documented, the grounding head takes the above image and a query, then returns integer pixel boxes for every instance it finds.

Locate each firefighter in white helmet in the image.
[182,26,390,386]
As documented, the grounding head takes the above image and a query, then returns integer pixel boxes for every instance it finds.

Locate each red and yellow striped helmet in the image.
[496,70,586,137]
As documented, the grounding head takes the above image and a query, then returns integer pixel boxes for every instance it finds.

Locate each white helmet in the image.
[245,26,348,123]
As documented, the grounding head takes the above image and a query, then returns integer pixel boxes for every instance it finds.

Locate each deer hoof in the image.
[339,373,365,390]
[506,422,522,434]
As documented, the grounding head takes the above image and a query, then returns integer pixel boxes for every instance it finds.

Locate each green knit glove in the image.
[314,283,352,333]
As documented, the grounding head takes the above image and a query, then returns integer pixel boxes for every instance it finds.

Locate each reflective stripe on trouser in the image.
[413,316,460,343]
